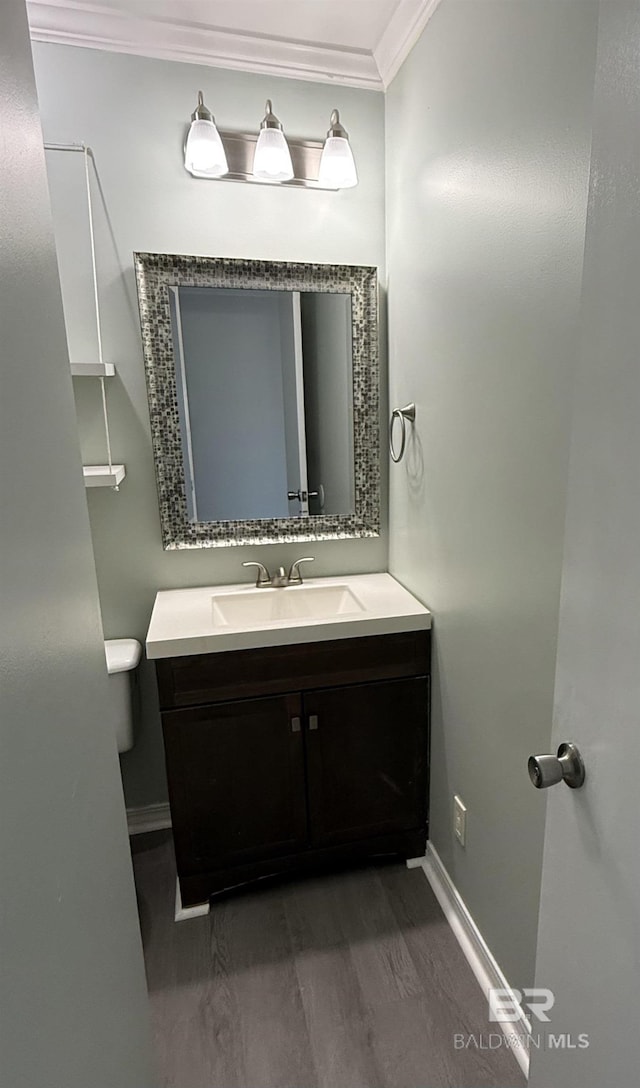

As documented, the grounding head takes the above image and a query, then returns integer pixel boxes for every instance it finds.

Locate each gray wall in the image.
[0,2,153,1085]
[386,0,598,990]
[531,3,640,1084]
[33,43,387,808]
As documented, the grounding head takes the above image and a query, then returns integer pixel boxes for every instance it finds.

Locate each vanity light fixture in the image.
[318,110,358,189]
[182,93,357,189]
[252,100,294,182]
[184,91,229,178]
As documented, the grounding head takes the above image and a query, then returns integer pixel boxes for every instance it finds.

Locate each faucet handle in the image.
[288,557,315,585]
[242,561,271,587]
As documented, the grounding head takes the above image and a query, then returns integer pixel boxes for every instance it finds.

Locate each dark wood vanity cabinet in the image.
[156,630,430,906]
[162,693,308,877]
[304,677,429,848]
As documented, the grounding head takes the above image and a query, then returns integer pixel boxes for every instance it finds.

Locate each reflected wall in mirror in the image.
[134,254,379,548]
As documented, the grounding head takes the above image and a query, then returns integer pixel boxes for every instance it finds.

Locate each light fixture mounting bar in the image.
[202,131,339,190]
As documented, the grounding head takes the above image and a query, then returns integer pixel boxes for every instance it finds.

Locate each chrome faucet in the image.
[242,557,315,588]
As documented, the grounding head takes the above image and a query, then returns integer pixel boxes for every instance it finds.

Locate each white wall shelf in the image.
[44,143,124,491]
[83,464,126,488]
[71,362,115,377]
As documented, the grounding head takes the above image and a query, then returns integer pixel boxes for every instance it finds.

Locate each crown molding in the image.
[27,0,383,90]
[27,0,441,91]
[374,0,443,88]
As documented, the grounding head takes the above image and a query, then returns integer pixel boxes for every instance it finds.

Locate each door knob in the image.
[528,743,585,790]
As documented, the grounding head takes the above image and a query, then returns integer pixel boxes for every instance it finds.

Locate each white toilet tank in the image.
[104,638,142,754]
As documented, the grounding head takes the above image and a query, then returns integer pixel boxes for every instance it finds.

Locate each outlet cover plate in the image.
[454,794,467,846]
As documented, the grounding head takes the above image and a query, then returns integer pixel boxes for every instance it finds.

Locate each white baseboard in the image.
[174,877,210,922]
[127,802,172,836]
[409,844,530,1080]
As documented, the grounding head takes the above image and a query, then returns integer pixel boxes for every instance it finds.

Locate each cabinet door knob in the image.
[528,742,585,789]
[309,714,319,731]
[291,716,301,733]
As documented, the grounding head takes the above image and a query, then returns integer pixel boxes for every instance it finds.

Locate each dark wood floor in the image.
[131,832,524,1088]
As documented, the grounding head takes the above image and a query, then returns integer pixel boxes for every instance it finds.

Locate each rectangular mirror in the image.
[134,254,379,548]
[170,286,354,522]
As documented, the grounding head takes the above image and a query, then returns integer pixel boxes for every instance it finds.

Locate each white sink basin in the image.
[146,573,431,658]
[212,584,364,628]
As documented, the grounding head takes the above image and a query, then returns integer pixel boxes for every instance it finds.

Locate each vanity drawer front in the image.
[156,630,430,708]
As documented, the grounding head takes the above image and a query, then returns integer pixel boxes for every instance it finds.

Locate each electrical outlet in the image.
[454,795,467,846]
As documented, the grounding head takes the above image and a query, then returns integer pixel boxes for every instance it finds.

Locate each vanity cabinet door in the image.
[304,677,429,848]
[162,693,308,875]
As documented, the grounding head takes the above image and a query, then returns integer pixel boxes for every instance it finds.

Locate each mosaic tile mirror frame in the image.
[134,253,380,549]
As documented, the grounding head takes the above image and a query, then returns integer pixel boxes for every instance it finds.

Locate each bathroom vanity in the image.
[147,573,431,908]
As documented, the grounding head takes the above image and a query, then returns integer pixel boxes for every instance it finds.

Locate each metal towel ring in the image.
[389,403,416,463]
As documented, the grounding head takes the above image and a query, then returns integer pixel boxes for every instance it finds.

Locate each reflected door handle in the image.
[288,490,319,502]
[528,743,585,789]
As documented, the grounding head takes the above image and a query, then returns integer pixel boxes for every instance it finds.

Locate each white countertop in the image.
[146,573,431,659]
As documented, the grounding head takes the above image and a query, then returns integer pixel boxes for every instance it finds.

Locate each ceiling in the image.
[27,0,441,89]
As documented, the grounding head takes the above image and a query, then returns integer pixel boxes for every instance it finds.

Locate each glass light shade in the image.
[318,136,358,189]
[184,118,228,178]
[253,127,294,181]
